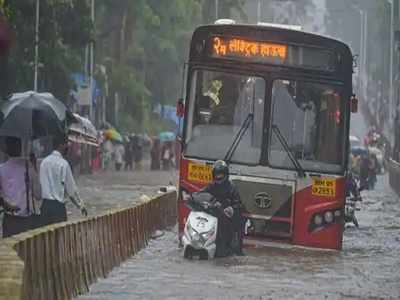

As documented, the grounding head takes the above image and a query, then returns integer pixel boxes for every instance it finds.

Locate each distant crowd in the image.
[349,127,390,190]
[66,133,181,175]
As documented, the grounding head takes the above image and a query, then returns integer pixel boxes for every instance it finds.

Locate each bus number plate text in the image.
[187,163,212,184]
[312,178,336,197]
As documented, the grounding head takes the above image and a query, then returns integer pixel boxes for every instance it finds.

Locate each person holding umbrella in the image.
[40,134,87,225]
[0,137,41,237]
[0,91,86,226]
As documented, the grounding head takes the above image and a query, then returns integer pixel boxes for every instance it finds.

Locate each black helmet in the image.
[212,160,229,183]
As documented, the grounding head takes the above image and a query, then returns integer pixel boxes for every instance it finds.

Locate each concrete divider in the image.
[388,159,400,197]
[0,191,177,300]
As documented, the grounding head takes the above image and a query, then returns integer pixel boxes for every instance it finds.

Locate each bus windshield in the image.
[184,69,265,165]
[269,79,345,173]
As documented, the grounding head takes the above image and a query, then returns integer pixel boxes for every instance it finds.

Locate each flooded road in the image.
[69,167,178,220]
[78,174,400,300]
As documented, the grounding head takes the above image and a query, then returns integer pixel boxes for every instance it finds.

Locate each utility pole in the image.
[362,11,368,103]
[89,0,95,122]
[34,0,40,91]
[352,5,367,102]
[388,0,394,127]
[257,0,262,23]
[357,9,364,98]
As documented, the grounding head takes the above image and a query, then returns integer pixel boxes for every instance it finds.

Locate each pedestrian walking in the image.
[67,141,81,174]
[368,153,378,190]
[114,142,125,171]
[132,135,143,170]
[124,137,133,171]
[359,153,369,190]
[39,135,87,226]
[150,137,161,170]
[102,139,113,171]
[161,141,174,170]
[174,137,181,170]
[0,137,41,237]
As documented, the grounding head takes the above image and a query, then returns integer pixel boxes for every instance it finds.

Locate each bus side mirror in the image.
[350,95,358,113]
[176,98,185,117]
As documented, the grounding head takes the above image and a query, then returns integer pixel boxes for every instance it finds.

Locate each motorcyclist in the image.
[346,172,360,199]
[345,172,362,227]
[359,153,369,190]
[368,153,378,190]
[202,160,244,257]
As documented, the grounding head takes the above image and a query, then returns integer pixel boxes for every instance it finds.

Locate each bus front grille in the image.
[232,178,294,237]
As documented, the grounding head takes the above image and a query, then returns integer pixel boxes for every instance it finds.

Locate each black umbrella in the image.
[0,91,74,139]
[0,91,75,215]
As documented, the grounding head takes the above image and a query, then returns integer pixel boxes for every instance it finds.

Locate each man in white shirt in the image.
[40,135,87,225]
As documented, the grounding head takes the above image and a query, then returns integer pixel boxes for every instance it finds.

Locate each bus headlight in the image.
[314,214,323,226]
[324,211,334,223]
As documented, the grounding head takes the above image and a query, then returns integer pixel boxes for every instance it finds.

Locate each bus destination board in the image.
[211,36,287,62]
[208,35,336,72]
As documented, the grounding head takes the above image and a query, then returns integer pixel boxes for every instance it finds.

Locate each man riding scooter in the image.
[202,160,244,257]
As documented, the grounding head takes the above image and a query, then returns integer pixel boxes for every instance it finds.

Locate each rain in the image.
[0,1,399,299]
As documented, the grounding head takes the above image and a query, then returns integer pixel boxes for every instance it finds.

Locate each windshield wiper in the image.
[271,124,305,177]
[224,113,254,163]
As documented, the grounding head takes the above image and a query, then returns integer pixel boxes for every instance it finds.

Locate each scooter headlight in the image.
[201,229,215,241]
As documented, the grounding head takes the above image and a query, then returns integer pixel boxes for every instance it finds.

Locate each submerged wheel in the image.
[199,251,209,260]
[353,217,359,228]
[184,247,193,259]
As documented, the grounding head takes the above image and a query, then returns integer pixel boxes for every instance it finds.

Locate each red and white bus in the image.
[177,22,356,250]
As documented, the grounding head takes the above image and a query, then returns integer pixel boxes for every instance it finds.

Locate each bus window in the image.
[269,79,344,173]
[185,70,265,164]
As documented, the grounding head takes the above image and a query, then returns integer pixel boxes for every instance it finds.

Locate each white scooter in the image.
[182,192,219,260]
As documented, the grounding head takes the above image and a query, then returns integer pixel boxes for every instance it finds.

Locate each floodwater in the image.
[78,174,400,300]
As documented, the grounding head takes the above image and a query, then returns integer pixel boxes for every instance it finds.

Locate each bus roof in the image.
[256,22,302,31]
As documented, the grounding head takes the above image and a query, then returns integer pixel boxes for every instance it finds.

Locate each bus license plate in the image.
[312,178,336,197]
[187,163,212,184]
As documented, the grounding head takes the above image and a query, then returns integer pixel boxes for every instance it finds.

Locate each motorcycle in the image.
[344,195,362,228]
[182,192,220,260]
[345,174,363,228]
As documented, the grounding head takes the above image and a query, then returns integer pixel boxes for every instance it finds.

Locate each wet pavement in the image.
[77,174,400,300]
[69,166,178,220]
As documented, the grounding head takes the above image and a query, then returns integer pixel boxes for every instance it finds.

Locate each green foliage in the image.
[0,0,92,100]
[1,0,245,133]
[95,0,245,133]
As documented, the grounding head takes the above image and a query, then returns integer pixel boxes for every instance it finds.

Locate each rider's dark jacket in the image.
[202,179,242,210]
[202,179,243,256]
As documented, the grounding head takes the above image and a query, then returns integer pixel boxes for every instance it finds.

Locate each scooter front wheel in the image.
[353,217,359,228]
[184,247,193,259]
[199,251,209,260]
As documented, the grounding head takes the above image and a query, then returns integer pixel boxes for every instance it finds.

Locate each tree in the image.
[93,0,246,132]
[0,0,92,100]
